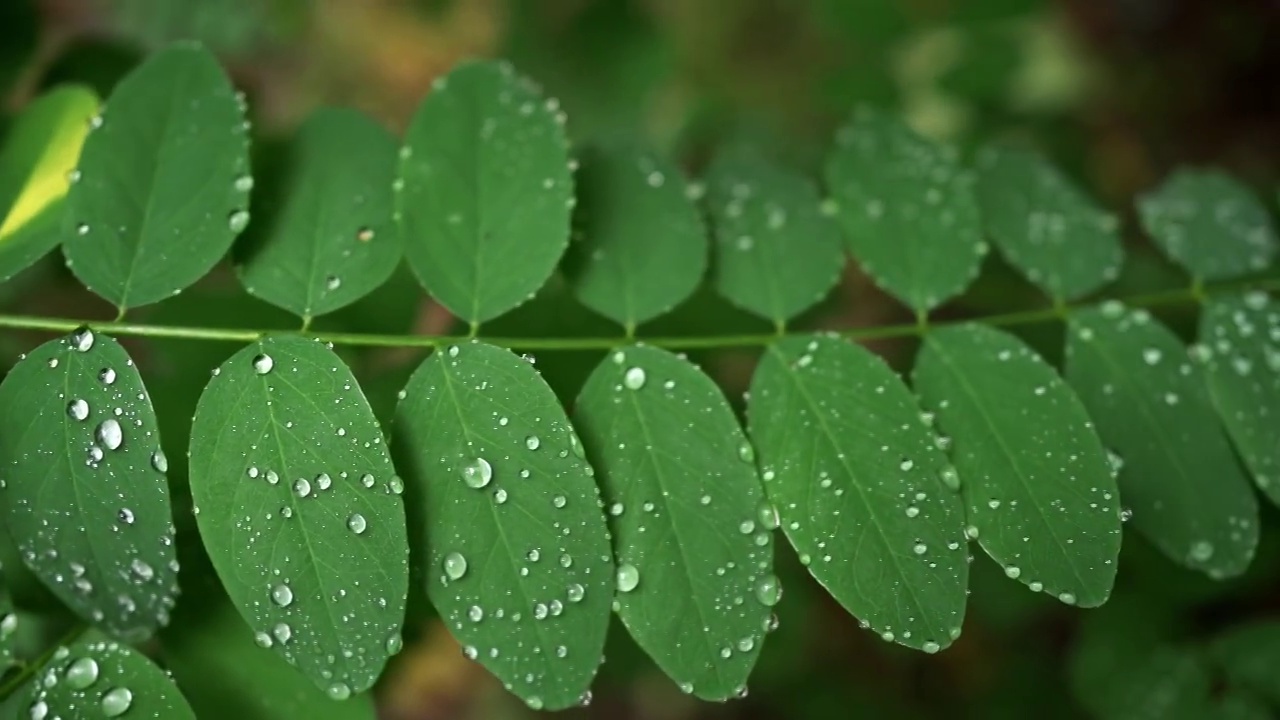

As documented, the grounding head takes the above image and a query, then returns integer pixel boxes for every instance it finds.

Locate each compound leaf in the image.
[574,345,773,699]
[22,629,195,719]
[974,144,1123,301]
[1210,621,1280,706]
[913,323,1122,607]
[706,149,845,325]
[396,60,573,324]
[188,336,408,697]
[237,107,400,321]
[1137,169,1277,281]
[0,330,178,640]
[0,85,98,282]
[747,334,968,652]
[1066,304,1259,578]
[825,107,985,312]
[1199,292,1280,508]
[394,341,613,711]
[62,42,250,310]
[566,141,706,328]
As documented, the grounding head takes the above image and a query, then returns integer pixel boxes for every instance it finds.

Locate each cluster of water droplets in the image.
[26,641,141,719]
[1138,170,1276,275]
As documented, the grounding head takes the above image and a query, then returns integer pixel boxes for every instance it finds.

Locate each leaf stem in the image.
[0,277,1274,352]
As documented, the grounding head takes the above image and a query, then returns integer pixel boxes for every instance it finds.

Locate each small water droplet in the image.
[361,473,375,488]
[67,399,89,421]
[151,450,168,473]
[444,552,468,580]
[386,633,403,654]
[131,558,154,581]
[254,631,273,648]
[117,508,134,525]
[922,641,941,654]
[552,495,567,508]
[738,442,755,463]
[271,583,294,607]
[252,353,274,374]
[98,367,116,384]
[327,683,351,700]
[1190,540,1215,563]
[234,174,254,192]
[273,622,293,643]
[96,419,123,450]
[229,210,250,233]
[525,435,540,450]
[616,563,640,592]
[347,513,367,534]
[357,227,375,242]
[293,478,312,498]
[462,458,493,488]
[623,367,646,390]
[70,327,94,352]
[567,583,585,602]
[315,472,332,491]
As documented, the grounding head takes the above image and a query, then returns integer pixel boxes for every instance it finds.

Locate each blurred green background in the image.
[1,1,1278,718]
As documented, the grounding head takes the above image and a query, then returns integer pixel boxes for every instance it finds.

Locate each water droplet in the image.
[757,501,779,530]
[273,622,292,643]
[293,478,312,498]
[567,583,585,602]
[525,435,540,450]
[98,367,116,384]
[67,399,89,421]
[386,633,403,654]
[228,210,250,233]
[389,476,405,494]
[913,543,927,555]
[71,327,94,352]
[754,575,782,606]
[271,583,294,607]
[100,687,133,717]
[1058,592,1077,605]
[28,700,47,720]
[1005,566,1021,579]
[64,657,99,689]
[552,495,567,508]
[444,552,468,580]
[151,450,168,473]
[96,419,123,450]
[252,353,274,374]
[266,470,280,485]
[356,227,375,242]
[131,558,154,581]
[347,513,367,534]
[117,508,134,524]
[623,367,646,390]
[315,472,332,491]
[254,631,273,648]
[739,520,756,534]
[325,275,341,291]
[738,442,755,463]
[922,641,941,654]
[1190,541,1215,562]
[616,563,640,592]
[361,473,375,488]
[939,466,961,491]
[462,458,493,488]
[328,683,351,700]
[234,174,254,192]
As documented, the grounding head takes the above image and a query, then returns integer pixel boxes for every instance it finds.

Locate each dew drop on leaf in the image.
[462,458,493,488]
[98,367,116,384]
[444,552,468,580]
[293,477,311,498]
[96,418,123,450]
[347,513,367,535]
[64,657,99,689]
[71,327,94,352]
[754,575,782,606]
[270,583,294,607]
[327,682,351,700]
[616,563,640,592]
[100,687,133,717]
[623,367,646,390]
[228,210,250,233]
[525,435,540,450]
[150,450,168,473]
[67,399,89,421]
[251,353,274,374]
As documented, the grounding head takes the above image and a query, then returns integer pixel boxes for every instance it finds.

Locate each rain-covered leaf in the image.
[396,60,573,325]
[0,85,98,282]
[1066,304,1259,578]
[393,341,614,711]
[913,323,1122,606]
[705,149,845,325]
[166,600,377,719]
[574,345,773,699]
[0,330,178,640]
[1199,292,1280,507]
[747,334,968,652]
[62,42,250,310]
[1090,646,1213,720]
[237,107,400,321]
[187,336,408,697]
[974,144,1123,301]
[21,629,195,719]
[824,106,985,312]
[1210,621,1280,705]
[1137,169,1277,281]
[565,141,706,329]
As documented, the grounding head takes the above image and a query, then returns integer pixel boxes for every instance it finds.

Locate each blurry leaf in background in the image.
[0,85,98,282]
[1210,621,1280,707]
[96,0,305,54]
[0,0,38,101]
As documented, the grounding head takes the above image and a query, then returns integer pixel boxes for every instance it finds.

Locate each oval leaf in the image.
[62,42,250,310]
[706,149,845,325]
[393,341,614,711]
[913,323,1122,606]
[22,630,195,719]
[747,334,968,652]
[237,107,400,321]
[824,107,986,312]
[974,144,1123,301]
[565,141,707,328]
[187,336,409,696]
[1200,292,1280,507]
[396,60,573,324]
[1137,169,1277,281]
[1210,621,1280,705]
[1065,304,1259,578]
[574,346,773,699]
[0,85,98,282]
[0,331,178,640]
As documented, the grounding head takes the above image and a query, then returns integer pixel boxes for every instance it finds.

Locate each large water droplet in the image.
[151,450,168,473]
[28,700,47,720]
[254,631,272,648]
[64,657,99,689]
[525,435,541,450]
[252,353,274,374]
[347,513,367,535]
[462,458,493,488]
[444,552,468,580]
[567,583,586,602]
[623,367,647,390]
[131,558,154,581]
[100,687,133,717]
[294,478,312,498]
[271,583,294,607]
[327,683,351,700]
[273,622,292,643]
[67,399,89,421]
[616,563,640,592]
[754,575,782,606]
[98,367,116,384]
[315,472,332,491]
[70,327,94,352]
[96,419,123,450]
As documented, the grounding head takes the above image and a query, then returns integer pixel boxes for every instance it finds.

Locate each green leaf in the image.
[0,85,99,282]
[1213,693,1272,720]
[393,341,614,711]
[705,149,845,325]
[396,60,573,324]
[1065,304,1259,578]
[0,330,178,640]
[0,573,13,668]
[1137,169,1277,281]
[236,107,400,321]
[974,144,1123,301]
[62,42,251,310]
[824,107,986,312]
[565,141,707,328]
[187,336,408,697]
[1210,621,1280,705]
[913,323,1122,606]
[1106,646,1213,720]
[747,334,968,652]
[166,600,377,719]
[1199,292,1280,507]
[21,629,196,719]
[573,345,773,699]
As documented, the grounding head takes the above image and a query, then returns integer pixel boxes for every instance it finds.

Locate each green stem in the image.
[0,278,1273,352]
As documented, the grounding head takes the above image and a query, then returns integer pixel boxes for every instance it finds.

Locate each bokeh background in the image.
[1,1,1279,718]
